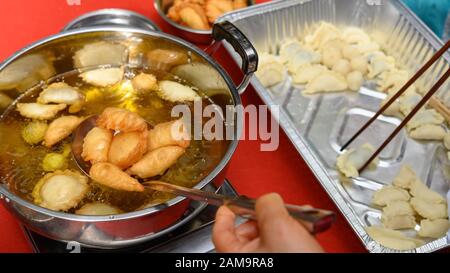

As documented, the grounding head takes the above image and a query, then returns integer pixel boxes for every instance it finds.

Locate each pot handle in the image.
[212,21,258,95]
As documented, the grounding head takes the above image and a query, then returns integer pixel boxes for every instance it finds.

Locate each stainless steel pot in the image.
[0,9,257,248]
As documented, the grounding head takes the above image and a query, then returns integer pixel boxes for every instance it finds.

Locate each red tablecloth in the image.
[0,0,366,253]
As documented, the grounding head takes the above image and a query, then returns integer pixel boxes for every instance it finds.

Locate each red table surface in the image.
[0,0,367,253]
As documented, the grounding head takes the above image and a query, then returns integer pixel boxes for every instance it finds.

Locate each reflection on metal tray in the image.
[23,179,241,253]
[219,0,450,252]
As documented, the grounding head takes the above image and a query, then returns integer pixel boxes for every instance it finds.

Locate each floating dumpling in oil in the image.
[90,162,145,192]
[80,67,124,87]
[97,107,148,132]
[81,127,113,164]
[158,80,201,102]
[108,131,148,170]
[37,82,85,106]
[131,73,158,92]
[76,202,123,216]
[44,115,84,147]
[147,119,190,151]
[73,42,127,68]
[336,143,379,178]
[16,103,66,120]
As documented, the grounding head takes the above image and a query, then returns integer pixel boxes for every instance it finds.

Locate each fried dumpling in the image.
[97,107,147,132]
[409,124,446,141]
[346,70,364,91]
[90,162,144,192]
[80,67,124,87]
[304,22,341,50]
[81,127,113,164]
[108,131,148,169]
[365,226,424,250]
[37,82,85,108]
[171,62,228,91]
[367,53,395,79]
[256,53,286,87]
[381,201,416,230]
[399,93,422,116]
[372,186,410,206]
[406,109,444,132]
[292,64,327,84]
[16,103,66,120]
[147,49,188,70]
[410,197,447,220]
[32,170,89,211]
[392,165,420,189]
[336,143,379,178]
[409,180,446,204]
[76,202,123,216]
[148,119,191,151]
[127,146,185,179]
[0,92,12,109]
[158,80,201,102]
[43,115,84,147]
[304,71,348,94]
[73,42,127,68]
[131,73,158,92]
[418,219,450,239]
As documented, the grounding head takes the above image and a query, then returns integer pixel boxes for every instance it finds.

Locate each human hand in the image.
[212,193,324,253]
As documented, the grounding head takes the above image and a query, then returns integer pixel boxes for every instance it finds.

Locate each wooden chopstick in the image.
[340,39,450,152]
[358,67,450,172]
[429,97,450,123]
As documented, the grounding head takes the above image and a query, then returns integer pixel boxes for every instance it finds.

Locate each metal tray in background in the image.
[219,0,450,253]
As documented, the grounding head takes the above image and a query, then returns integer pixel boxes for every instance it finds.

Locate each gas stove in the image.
[22,179,241,253]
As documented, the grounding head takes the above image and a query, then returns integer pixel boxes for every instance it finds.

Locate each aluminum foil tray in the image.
[219,0,450,253]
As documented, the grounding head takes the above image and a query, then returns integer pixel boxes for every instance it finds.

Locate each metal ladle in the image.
[72,116,336,234]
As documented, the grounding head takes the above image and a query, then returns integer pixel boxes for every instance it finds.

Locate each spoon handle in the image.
[144,181,336,234]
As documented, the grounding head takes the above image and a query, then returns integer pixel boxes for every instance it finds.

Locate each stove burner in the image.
[22,179,240,253]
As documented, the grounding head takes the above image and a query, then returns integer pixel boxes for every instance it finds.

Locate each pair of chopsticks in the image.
[341,39,450,172]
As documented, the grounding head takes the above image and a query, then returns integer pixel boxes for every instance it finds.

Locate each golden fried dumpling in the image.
[410,197,447,220]
[81,127,113,164]
[232,0,247,9]
[148,119,191,151]
[147,49,188,71]
[97,107,148,132]
[43,115,83,147]
[418,219,450,239]
[381,201,416,230]
[178,2,210,29]
[131,73,158,92]
[16,103,66,120]
[346,70,364,91]
[256,53,286,87]
[108,131,148,169]
[172,62,228,91]
[127,146,185,179]
[80,67,124,87]
[409,180,446,204]
[406,109,444,132]
[392,165,420,190]
[367,53,395,79]
[90,162,144,192]
[0,92,12,109]
[73,42,127,68]
[372,186,410,206]
[292,64,327,84]
[304,22,341,50]
[32,170,89,211]
[409,124,446,141]
[158,80,201,102]
[205,0,233,24]
[336,143,379,178]
[76,202,123,216]
[37,82,85,107]
[304,71,348,94]
[365,226,424,251]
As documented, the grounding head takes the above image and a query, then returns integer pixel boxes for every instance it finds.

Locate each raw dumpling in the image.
[37,82,85,108]
[409,180,446,204]
[131,73,158,92]
[80,67,124,87]
[410,197,447,220]
[108,131,148,169]
[367,53,395,79]
[332,59,352,76]
[127,146,185,178]
[342,44,361,60]
[346,71,364,91]
[365,226,424,250]
[355,41,380,55]
[292,64,327,84]
[409,124,446,141]
[321,46,342,69]
[380,94,403,119]
[32,170,89,211]
[336,143,379,178]
[82,127,113,164]
[148,119,191,151]
[97,107,147,132]
[90,162,144,192]
[418,219,450,239]
[304,71,348,94]
[399,93,422,116]
[342,27,371,45]
[381,201,416,230]
[43,115,84,147]
[372,186,410,206]
[16,103,66,120]
[279,39,303,64]
[378,69,409,93]
[76,202,123,216]
[392,165,420,189]
[406,109,444,132]
[73,42,127,68]
[350,56,369,75]
[158,80,201,102]
[444,132,450,149]
[304,22,341,50]
[256,53,286,87]
[287,48,321,73]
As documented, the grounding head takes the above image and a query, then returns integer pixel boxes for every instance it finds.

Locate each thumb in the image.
[255,193,291,242]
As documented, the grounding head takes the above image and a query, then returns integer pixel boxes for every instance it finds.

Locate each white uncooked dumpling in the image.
[372,186,410,206]
[304,22,341,50]
[322,46,342,69]
[392,165,420,189]
[378,69,409,93]
[279,39,304,64]
[76,202,123,216]
[346,70,364,91]
[332,59,352,76]
[336,143,379,178]
[292,64,327,84]
[368,54,396,79]
[381,201,416,230]
[342,44,361,60]
[409,124,446,141]
[399,93,423,116]
[256,53,286,87]
[80,67,124,87]
[287,49,321,73]
[410,197,448,220]
[365,226,424,251]
[409,180,447,204]
[418,219,450,239]
[73,42,127,68]
[443,132,450,150]
[342,27,371,45]
[406,109,444,132]
[350,55,369,75]
[304,71,348,94]
[380,94,403,119]
[355,41,380,55]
